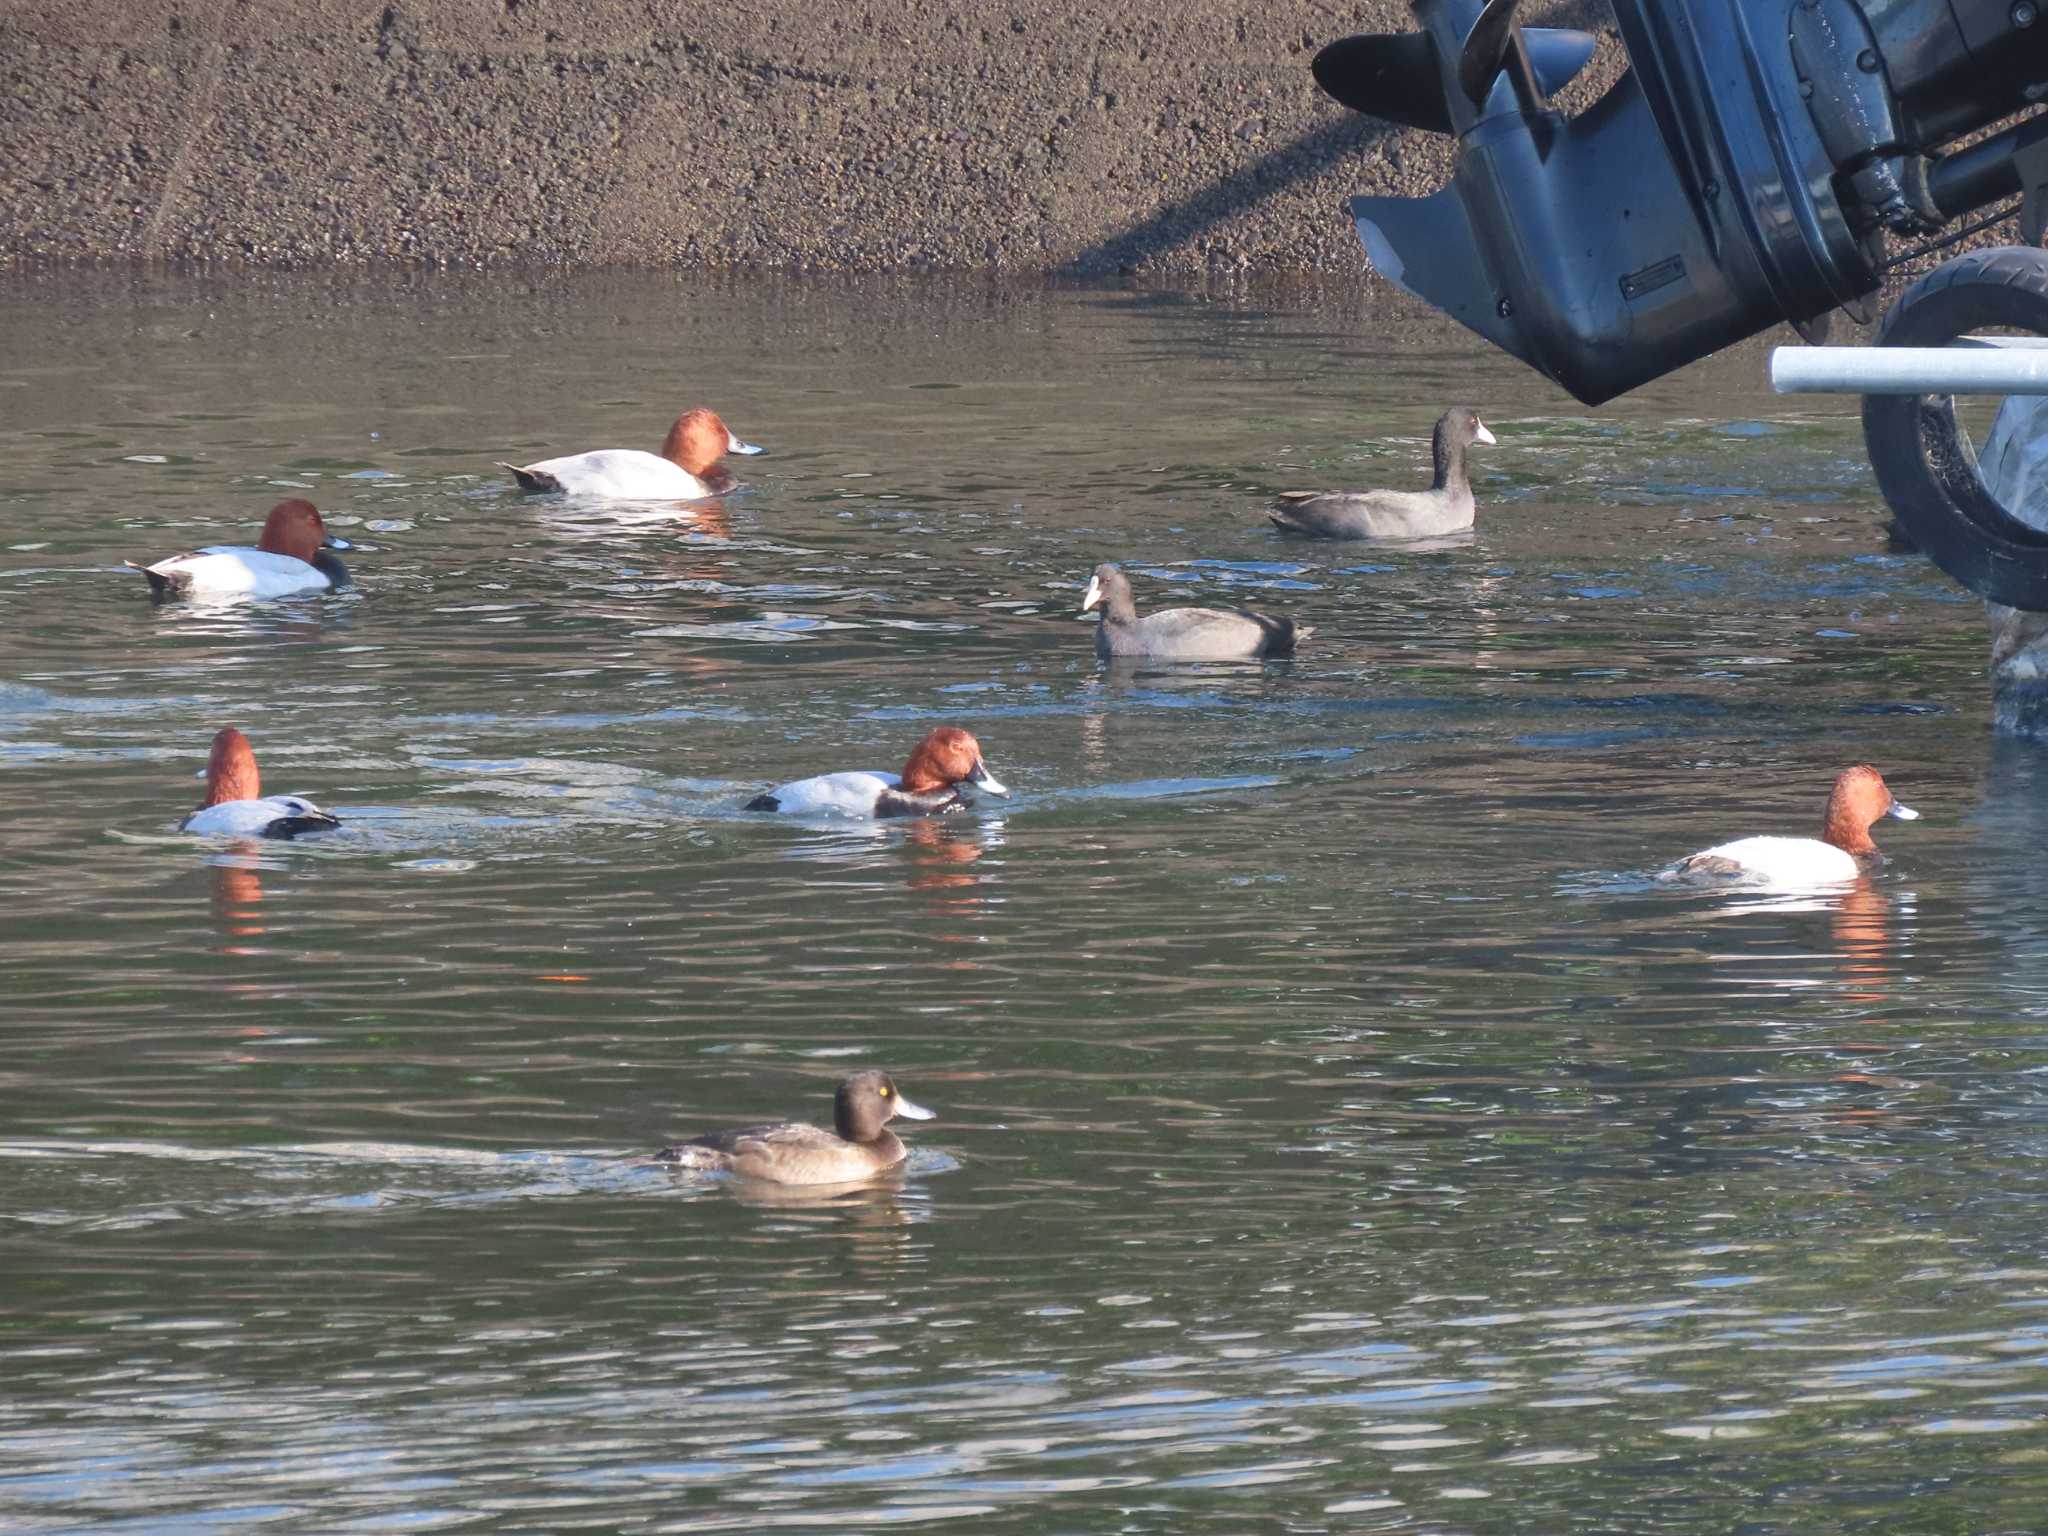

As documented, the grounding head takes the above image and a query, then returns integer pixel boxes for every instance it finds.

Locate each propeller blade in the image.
[1458,0,1526,107]
[1312,33,1452,134]
[1524,28,1599,99]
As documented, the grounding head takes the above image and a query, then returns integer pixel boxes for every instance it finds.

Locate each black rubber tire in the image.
[1863,245,2048,609]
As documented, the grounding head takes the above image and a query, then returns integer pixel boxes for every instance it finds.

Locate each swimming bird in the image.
[181,727,342,839]
[1270,406,1497,540]
[651,1070,935,1185]
[132,499,352,599]
[745,726,1008,818]
[1080,562,1305,660]
[499,408,762,499]
[1667,764,1918,885]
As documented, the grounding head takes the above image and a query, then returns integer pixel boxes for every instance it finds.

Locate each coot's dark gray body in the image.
[1080,563,1305,661]
[1270,407,1496,540]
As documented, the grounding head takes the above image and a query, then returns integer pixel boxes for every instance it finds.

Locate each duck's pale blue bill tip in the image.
[1889,801,1920,821]
[729,435,764,456]
[323,534,354,551]
[894,1095,937,1121]
[970,761,1010,797]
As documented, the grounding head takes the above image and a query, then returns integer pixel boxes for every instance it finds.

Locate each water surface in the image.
[3,271,2046,1532]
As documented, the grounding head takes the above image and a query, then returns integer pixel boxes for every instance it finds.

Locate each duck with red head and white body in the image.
[1667,764,1919,886]
[500,408,763,499]
[181,727,342,840]
[745,727,1009,819]
[132,499,353,600]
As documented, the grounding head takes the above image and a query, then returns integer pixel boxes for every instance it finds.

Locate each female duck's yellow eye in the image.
[878,1086,892,1097]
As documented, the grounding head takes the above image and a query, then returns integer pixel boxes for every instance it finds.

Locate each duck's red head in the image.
[659,408,759,477]
[253,500,329,564]
[201,727,261,807]
[899,727,1008,797]
[1821,764,1918,855]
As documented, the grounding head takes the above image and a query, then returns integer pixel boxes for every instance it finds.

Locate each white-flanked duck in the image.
[1667,764,1918,886]
[745,726,1008,819]
[182,727,342,840]
[499,407,762,499]
[1270,406,1497,540]
[132,499,352,600]
[1080,562,1305,660]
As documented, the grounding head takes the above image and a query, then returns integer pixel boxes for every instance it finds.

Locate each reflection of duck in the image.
[183,728,341,840]
[208,857,266,942]
[501,408,761,499]
[1830,878,1895,1006]
[1666,765,1918,886]
[903,818,988,893]
[746,727,1009,819]
[131,499,352,600]
[652,1071,936,1185]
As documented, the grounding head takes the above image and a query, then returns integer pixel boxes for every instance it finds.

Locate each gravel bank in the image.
[5,0,1618,271]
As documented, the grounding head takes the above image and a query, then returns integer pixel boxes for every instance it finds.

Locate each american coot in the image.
[652,1070,936,1185]
[1081,563,1305,661]
[182,727,342,840]
[1270,406,1496,540]
[745,726,1009,818]
[131,499,353,599]
[1666,765,1919,885]
[500,407,763,498]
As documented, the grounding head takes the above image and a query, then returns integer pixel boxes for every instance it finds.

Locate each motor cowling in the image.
[1316,0,2048,406]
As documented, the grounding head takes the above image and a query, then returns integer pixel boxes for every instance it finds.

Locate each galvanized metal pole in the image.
[1771,337,2048,394]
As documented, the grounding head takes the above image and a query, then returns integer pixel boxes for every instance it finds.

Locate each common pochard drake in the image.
[1669,764,1919,885]
[132,499,352,599]
[499,408,762,499]
[181,727,342,839]
[651,1070,935,1185]
[1270,406,1497,540]
[744,726,1009,818]
[1081,563,1306,660]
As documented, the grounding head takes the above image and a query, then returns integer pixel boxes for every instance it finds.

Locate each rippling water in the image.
[4,270,2047,1532]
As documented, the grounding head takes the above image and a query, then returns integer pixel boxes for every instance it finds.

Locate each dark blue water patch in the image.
[1181,559,1311,576]
[1642,483,1764,499]
[1839,701,1950,716]
[1336,564,1399,575]
[1515,727,1675,750]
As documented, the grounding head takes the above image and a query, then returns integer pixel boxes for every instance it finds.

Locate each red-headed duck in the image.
[652,1070,935,1185]
[744,726,1009,819]
[1081,563,1307,660]
[132,499,352,600]
[181,727,342,839]
[1669,764,1919,885]
[499,407,762,499]
[1270,406,1497,540]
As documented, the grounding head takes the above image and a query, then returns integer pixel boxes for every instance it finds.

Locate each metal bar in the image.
[1771,344,2048,394]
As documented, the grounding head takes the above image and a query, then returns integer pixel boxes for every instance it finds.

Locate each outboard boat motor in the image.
[1315,0,2048,408]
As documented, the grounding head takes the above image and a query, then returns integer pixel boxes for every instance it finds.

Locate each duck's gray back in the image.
[1272,485,1475,540]
[1099,604,1297,660]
